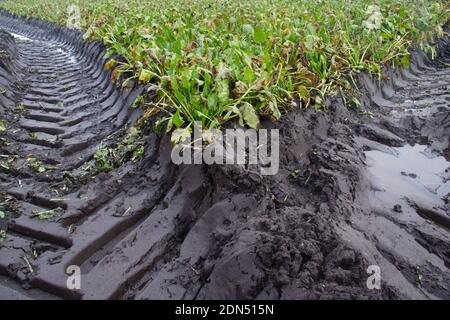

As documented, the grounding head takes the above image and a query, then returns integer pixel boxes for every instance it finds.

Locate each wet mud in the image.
[0,12,448,300]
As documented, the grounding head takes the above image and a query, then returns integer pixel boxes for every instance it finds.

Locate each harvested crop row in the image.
[1,0,447,138]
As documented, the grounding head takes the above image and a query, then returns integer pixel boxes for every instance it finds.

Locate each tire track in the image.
[0,12,176,299]
[344,35,450,299]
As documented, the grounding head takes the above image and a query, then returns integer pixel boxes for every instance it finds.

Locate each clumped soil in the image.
[0,12,448,300]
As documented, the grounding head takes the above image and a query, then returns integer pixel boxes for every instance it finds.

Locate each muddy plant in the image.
[31,208,64,220]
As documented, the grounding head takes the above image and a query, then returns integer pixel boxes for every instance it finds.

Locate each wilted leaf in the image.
[215,62,232,81]
[268,100,281,120]
[105,59,117,71]
[139,69,154,83]
[224,105,242,123]
[31,208,64,220]
[239,102,260,129]
[232,81,248,98]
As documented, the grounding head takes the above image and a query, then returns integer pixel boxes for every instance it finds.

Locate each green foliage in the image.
[93,147,115,172]
[1,0,447,135]
[0,155,15,173]
[31,208,64,220]
[93,126,146,172]
[0,120,6,132]
[27,155,53,173]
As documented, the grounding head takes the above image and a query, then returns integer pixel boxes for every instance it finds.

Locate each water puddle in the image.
[9,31,32,41]
[365,144,449,224]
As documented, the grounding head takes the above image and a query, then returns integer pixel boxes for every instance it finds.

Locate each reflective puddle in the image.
[365,144,449,226]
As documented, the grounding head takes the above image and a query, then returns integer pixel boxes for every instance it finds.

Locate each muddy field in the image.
[0,12,449,300]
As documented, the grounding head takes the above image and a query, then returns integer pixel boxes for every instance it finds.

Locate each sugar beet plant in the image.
[1,0,447,140]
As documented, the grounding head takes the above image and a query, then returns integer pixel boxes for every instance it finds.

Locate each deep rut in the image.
[0,11,215,301]
[341,36,450,299]
[0,12,172,299]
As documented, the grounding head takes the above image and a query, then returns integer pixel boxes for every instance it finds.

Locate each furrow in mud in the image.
[0,11,167,299]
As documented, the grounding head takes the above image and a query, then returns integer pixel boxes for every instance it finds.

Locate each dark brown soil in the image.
[0,12,448,300]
